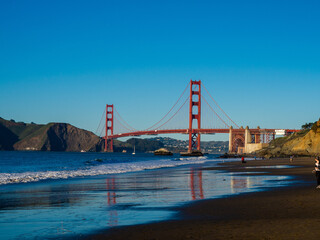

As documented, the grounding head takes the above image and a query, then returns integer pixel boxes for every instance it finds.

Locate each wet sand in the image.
[84,157,320,240]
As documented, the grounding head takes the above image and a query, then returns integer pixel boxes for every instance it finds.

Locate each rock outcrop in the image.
[154,148,173,156]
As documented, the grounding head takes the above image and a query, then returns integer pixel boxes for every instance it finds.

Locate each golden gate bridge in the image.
[96,80,299,155]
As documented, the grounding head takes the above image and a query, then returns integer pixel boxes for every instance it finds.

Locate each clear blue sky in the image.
[0,0,319,141]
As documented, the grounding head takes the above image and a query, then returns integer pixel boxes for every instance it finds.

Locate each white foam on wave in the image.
[0,156,208,185]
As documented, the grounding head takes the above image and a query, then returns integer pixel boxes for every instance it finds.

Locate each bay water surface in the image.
[0,151,294,239]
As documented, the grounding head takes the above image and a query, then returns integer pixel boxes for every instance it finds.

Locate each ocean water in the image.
[0,151,210,185]
[0,151,294,239]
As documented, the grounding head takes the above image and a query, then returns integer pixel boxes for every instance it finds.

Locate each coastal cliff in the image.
[257,119,320,157]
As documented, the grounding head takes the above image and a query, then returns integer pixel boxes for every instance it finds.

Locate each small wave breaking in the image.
[0,156,208,185]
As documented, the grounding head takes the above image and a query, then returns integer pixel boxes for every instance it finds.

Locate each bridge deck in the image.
[107,128,300,139]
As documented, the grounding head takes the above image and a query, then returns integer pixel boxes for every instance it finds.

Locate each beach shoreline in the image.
[83,157,320,240]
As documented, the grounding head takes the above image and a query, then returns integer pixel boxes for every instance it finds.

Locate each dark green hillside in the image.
[13,123,54,151]
[112,138,164,153]
[127,138,164,152]
[0,122,18,150]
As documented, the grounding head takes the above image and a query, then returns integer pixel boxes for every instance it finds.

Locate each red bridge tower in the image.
[188,80,201,153]
[105,104,114,152]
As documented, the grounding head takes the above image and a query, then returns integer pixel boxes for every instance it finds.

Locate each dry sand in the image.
[85,157,320,240]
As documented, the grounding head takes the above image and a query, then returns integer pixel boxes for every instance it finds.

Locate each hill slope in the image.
[0,118,104,152]
[14,123,104,152]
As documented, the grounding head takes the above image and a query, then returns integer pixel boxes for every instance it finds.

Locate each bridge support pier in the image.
[228,126,245,154]
[228,126,233,152]
[228,126,275,154]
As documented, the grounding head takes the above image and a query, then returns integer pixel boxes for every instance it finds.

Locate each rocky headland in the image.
[256,119,320,158]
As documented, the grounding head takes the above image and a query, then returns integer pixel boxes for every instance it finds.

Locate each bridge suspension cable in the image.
[95,107,106,137]
[114,108,137,132]
[201,95,229,128]
[113,108,139,135]
[99,80,239,139]
[114,116,135,133]
[154,96,189,130]
[143,82,190,131]
[202,83,239,128]
[99,124,106,138]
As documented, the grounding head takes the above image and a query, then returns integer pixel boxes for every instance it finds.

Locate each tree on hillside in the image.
[301,122,315,130]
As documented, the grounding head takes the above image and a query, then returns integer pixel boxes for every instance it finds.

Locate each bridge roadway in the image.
[109,128,300,139]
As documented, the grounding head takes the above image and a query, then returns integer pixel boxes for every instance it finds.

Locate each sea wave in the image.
[0,156,208,185]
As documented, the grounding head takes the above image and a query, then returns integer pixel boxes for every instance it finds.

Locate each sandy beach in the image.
[84,157,320,240]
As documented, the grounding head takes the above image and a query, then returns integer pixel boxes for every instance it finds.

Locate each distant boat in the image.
[122,149,127,153]
[132,145,136,155]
